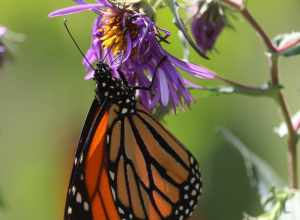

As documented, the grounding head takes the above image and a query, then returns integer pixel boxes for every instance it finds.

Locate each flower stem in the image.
[215,75,280,97]
[236,3,299,189]
[269,54,298,189]
[240,8,278,53]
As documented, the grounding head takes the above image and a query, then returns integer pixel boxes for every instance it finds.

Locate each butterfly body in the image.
[94,63,136,115]
[64,62,202,220]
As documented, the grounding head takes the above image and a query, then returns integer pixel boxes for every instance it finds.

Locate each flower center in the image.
[99,8,138,55]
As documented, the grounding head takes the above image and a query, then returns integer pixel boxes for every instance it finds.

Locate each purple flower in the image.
[190,0,226,55]
[0,26,24,67]
[0,26,8,66]
[49,1,216,111]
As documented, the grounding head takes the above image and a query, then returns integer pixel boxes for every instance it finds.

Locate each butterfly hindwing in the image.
[107,109,202,220]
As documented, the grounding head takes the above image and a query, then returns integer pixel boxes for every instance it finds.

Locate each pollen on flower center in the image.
[99,8,138,55]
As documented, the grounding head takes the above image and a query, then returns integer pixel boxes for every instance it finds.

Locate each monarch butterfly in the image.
[63,21,202,220]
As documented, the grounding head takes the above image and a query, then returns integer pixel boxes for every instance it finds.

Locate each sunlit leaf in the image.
[279,191,300,220]
[244,188,295,220]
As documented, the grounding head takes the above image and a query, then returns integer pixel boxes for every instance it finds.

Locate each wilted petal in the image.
[189,0,226,54]
[49,3,105,17]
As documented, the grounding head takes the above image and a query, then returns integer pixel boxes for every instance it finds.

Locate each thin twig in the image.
[215,75,280,97]
[269,54,298,189]
[241,8,278,53]
[236,2,299,189]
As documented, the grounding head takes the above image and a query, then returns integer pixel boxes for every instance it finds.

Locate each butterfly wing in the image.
[107,108,202,220]
[64,99,120,220]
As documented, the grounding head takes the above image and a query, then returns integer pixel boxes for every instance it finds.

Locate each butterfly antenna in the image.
[63,18,95,71]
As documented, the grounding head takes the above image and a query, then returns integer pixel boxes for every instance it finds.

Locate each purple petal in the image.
[74,0,86,4]
[159,70,169,106]
[0,26,7,37]
[84,70,94,80]
[183,79,203,89]
[168,83,180,109]
[122,33,132,63]
[167,53,215,79]
[48,3,105,17]
[0,46,5,53]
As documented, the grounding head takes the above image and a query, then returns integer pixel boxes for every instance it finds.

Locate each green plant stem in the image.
[240,8,278,52]
[269,54,298,189]
[215,75,279,97]
[239,4,299,189]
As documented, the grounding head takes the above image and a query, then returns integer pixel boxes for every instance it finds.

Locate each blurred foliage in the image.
[220,128,295,220]
[244,188,294,220]
[1,1,300,220]
[0,191,4,208]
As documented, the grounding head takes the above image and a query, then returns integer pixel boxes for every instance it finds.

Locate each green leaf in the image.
[219,129,299,220]
[273,32,300,57]
[243,188,294,220]
[219,129,284,199]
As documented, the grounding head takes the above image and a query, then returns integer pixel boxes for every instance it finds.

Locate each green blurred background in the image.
[1,1,300,220]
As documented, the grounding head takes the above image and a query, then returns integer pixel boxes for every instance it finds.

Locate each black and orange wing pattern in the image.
[64,62,202,220]
[64,99,120,220]
[106,107,202,220]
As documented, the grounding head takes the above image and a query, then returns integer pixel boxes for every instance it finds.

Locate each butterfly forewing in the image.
[64,100,100,220]
[64,100,120,220]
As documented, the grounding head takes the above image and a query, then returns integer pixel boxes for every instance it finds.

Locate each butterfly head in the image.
[94,62,136,114]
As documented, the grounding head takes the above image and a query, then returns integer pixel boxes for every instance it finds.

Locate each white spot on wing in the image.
[191,177,196,184]
[76,192,82,203]
[83,201,89,211]
[111,187,116,200]
[72,186,76,195]
[109,170,115,180]
[67,206,72,215]
[118,207,125,214]
[79,153,83,164]
[121,108,128,114]
[191,190,197,196]
[189,200,195,207]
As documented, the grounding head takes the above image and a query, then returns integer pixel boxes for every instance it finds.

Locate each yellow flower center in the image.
[99,8,138,55]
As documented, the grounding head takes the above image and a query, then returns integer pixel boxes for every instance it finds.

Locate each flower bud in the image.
[190,0,226,55]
